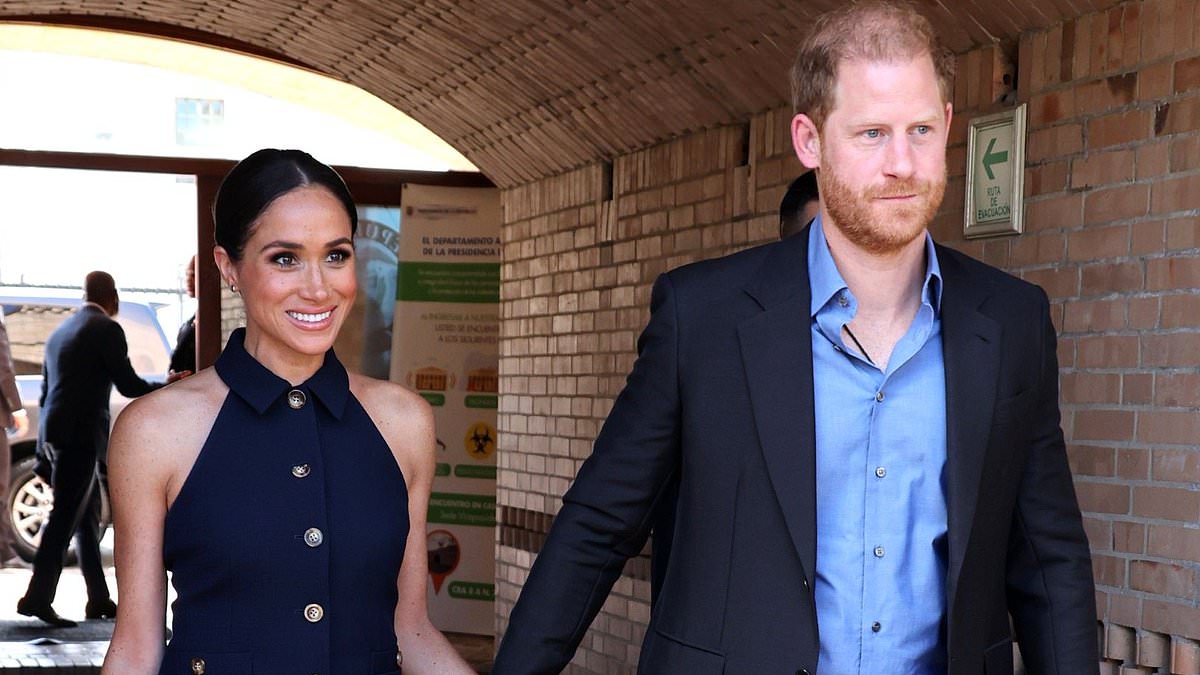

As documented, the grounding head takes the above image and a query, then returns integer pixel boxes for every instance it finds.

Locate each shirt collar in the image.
[806,216,943,317]
[215,327,349,419]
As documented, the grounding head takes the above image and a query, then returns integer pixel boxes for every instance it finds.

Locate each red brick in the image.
[1146,256,1200,290]
[1072,149,1136,189]
[1166,214,1200,249]
[1081,261,1144,296]
[1144,598,1200,641]
[1076,73,1139,115]
[1140,0,1177,62]
[1067,225,1130,261]
[1087,11,1108,78]
[1142,333,1200,367]
[1025,160,1070,197]
[1134,485,1200,521]
[1088,109,1151,149]
[1127,296,1159,330]
[1108,592,1141,627]
[1177,55,1200,94]
[1077,334,1139,368]
[1159,97,1200,136]
[1147,524,1200,560]
[1138,410,1200,445]
[1010,233,1065,267]
[1105,6,1126,73]
[1135,139,1170,179]
[1152,447,1200,482]
[1063,299,1126,332]
[1113,520,1146,554]
[1161,294,1200,328]
[1031,89,1075,126]
[1120,4,1142,69]
[1084,183,1150,224]
[1073,408,1136,442]
[1139,60,1175,105]
[1131,560,1196,598]
[1131,220,1166,257]
[1093,554,1126,587]
[1083,516,1112,552]
[1026,192,1083,231]
[1122,373,1153,405]
[1075,479,1131,514]
[1170,134,1200,172]
[1068,443,1118,476]
[1155,373,1200,408]
[1028,124,1084,162]
[1119,447,1150,481]
[1022,266,1080,299]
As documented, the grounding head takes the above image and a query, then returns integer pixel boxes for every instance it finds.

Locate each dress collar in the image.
[214,328,349,420]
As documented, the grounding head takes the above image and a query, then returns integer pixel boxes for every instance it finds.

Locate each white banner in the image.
[390,184,500,635]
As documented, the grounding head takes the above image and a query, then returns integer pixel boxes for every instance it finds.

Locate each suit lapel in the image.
[937,247,1002,603]
[738,231,818,582]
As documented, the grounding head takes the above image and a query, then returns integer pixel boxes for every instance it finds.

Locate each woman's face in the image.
[218,185,357,368]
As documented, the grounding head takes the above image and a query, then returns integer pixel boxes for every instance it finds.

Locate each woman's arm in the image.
[101,396,171,675]
[385,389,474,674]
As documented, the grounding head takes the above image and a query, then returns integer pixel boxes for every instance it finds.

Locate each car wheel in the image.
[7,456,111,564]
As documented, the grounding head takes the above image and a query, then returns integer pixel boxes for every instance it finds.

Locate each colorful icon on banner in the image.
[427,529,461,594]
[463,422,496,460]
[407,365,455,391]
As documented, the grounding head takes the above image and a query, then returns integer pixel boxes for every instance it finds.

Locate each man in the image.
[780,170,820,239]
[0,312,23,566]
[169,255,197,374]
[17,271,165,626]
[494,3,1097,674]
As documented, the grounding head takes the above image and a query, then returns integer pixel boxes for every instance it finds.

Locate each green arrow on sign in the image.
[982,137,1008,181]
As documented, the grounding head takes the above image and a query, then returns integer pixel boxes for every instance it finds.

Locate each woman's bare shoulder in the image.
[348,374,434,461]
[112,369,228,456]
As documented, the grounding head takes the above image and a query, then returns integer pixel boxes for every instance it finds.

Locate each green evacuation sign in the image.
[427,492,496,527]
[972,122,1015,224]
[397,262,500,303]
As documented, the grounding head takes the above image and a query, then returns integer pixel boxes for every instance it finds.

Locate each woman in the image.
[102,149,474,675]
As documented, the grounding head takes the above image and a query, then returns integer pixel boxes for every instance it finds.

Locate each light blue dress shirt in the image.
[808,218,949,674]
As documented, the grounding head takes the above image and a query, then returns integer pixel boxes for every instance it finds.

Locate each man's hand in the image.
[166,370,192,384]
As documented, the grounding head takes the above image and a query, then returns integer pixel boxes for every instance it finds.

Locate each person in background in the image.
[493,2,1097,673]
[0,311,24,567]
[779,170,820,239]
[102,149,473,675]
[17,271,172,627]
[169,255,197,375]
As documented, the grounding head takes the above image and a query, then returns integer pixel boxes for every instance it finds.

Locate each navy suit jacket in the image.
[494,229,1097,674]
[39,304,158,462]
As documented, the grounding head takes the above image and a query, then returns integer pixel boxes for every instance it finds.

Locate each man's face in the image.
[816,55,951,255]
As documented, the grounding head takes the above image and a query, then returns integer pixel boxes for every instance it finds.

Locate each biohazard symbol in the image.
[463,422,496,460]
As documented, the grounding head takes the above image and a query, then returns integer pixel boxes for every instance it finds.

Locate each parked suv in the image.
[2,288,171,561]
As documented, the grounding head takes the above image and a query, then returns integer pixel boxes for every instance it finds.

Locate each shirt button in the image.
[838,294,849,307]
[304,527,324,547]
[875,391,885,402]
[190,657,206,675]
[872,621,882,633]
[873,546,885,558]
[292,463,311,478]
[304,603,324,622]
[287,389,307,409]
[875,466,886,478]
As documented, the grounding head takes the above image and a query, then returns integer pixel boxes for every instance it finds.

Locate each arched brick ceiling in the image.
[5,0,1124,187]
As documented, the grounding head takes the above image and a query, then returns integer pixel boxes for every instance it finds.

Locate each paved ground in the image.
[0,532,494,673]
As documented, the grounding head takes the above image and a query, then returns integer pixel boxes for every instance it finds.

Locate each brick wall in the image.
[494,0,1199,670]
[929,2,1200,672]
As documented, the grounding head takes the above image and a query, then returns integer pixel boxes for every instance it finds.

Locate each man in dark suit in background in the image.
[17,271,166,626]
[494,2,1097,673]
[779,170,820,239]
[169,255,197,375]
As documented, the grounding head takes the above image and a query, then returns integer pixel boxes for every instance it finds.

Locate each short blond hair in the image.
[791,1,956,127]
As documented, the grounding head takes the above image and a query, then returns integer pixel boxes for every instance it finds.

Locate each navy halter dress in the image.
[159,329,408,675]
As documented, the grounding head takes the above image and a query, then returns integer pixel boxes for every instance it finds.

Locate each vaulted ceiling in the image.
[5,0,1124,187]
